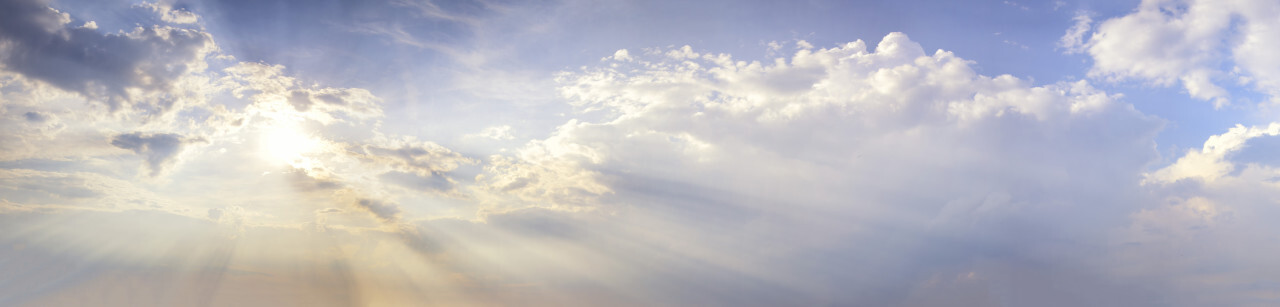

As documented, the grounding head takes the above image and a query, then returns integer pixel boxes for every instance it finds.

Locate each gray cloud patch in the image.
[288,90,312,111]
[0,0,214,112]
[354,198,400,222]
[378,170,453,192]
[22,111,49,123]
[207,208,223,220]
[110,132,206,177]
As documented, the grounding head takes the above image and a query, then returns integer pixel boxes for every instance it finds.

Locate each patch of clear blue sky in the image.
[52,0,1257,166]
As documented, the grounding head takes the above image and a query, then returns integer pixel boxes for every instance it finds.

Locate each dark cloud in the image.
[207,207,223,220]
[353,198,400,222]
[378,170,452,192]
[22,111,49,123]
[0,0,214,112]
[288,90,312,111]
[286,170,344,192]
[484,207,588,238]
[110,132,206,176]
[315,93,345,105]
[361,142,467,173]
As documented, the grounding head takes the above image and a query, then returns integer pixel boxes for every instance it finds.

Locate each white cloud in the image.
[137,2,200,24]
[4,0,1279,304]
[610,49,632,62]
[1124,125,1280,304]
[1059,11,1092,54]
[222,62,384,124]
[1003,1,1031,11]
[1081,0,1280,106]
[465,125,515,140]
[1146,123,1280,184]
[515,32,1163,217]
[464,32,1200,303]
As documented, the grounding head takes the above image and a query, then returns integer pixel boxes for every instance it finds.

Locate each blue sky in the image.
[2,0,1280,305]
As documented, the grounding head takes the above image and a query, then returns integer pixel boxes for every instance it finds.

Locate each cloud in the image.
[460,32,1185,303]
[465,125,515,140]
[1125,123,1280,304]
[492,32,1157,211]
[316,208,342,214]
[1080,0,1280,106]
[351,136,475,178]
[1145,123,1280,184]
[354,198,401,222]
[136,2,200,24]
[222,62,383,124]
[0,168,168,210]
[378,170,453,192]
[110,132,207,177]
[3,0,1276,304]
[22,111,50,123]
[1059,11,1092,54]
[0,0,216,113]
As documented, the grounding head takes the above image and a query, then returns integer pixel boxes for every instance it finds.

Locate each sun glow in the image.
[259,122,323,165]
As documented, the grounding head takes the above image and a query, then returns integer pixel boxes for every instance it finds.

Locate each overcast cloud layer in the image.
[2,0,1279,306]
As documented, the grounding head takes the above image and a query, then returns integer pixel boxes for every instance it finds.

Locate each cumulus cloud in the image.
[1080,0,1280,106]
[222,62,383,124]
[487,32,1157,211]
[1145,123,1280,184]
[0,1,470,289]
[6,0,1278,304]
[136,2,200,25]
[462,32,1185,303]
[0,0,216,113]
[1126,122,1280,304]
[354,137,474,176]
[110,132,207,177]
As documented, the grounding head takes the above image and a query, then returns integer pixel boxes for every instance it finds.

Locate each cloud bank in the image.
[1,0,1278,306]
[1077,0,1280,106]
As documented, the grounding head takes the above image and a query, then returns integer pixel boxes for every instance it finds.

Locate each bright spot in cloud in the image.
[258,121,322,166]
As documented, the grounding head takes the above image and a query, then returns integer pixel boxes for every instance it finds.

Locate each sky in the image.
[1,0,1279,305]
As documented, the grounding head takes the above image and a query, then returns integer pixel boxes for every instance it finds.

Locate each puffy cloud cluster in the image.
[1146,123,1280,183]
[136,2,201,25]
[110,132,207,177]
[0,0,461,226]
[489,32,1157,212]
[222,62,383,124]
[4,0,1279,304]
[0,0,216,114]
[1057,1,1280,302]
[1120,122,1280,304]
[1074,0,1280,106]
[463,33,1193,303]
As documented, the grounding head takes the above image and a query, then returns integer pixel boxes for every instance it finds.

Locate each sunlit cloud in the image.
[2,0,1279,306]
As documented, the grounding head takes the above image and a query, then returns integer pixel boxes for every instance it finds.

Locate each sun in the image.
[258,122,322,165]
